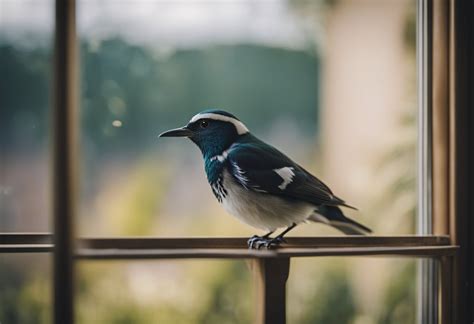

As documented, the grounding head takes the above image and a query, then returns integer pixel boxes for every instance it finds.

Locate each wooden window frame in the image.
[1,0,473,323]
[442,0,474,323]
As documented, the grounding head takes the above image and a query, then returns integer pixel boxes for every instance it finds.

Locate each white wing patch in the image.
[231,161,249,187]
[189,112,249,135]
[274,167,295,190]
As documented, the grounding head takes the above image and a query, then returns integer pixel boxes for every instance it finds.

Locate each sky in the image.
[0,0,321,49]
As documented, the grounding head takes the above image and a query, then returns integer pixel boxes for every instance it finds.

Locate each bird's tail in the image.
[309,205,372,235]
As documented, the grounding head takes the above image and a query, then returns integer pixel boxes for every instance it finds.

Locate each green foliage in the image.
[377,262,416,324]
[403,3,417,53]
[97,159,169,236]
[299,270,356,324]
[1,38,319,153]
[75,260,252,324]
[195,261,252,324]
[0,44,51,149]
[81,39,319,152]
[0,257,50,324]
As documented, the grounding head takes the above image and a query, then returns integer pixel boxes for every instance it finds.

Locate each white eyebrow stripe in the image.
[274,167,295,190]
[189,113,249,135]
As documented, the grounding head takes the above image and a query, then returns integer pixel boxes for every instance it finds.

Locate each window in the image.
[2,0,472,323]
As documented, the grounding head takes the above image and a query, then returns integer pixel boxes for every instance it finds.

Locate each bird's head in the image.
[159,109,249,158]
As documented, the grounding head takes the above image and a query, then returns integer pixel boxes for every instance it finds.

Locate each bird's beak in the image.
[159,126,194,138]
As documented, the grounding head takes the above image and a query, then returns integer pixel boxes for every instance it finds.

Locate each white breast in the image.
[220,170,314,231]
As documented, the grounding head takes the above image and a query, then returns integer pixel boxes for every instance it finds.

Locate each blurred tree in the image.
[81,38,319,152]
[0,44,51,150]
[298,269,356,324]
[2,38,320,153]
[0,257,50,324]
[195,262,252,324]
[377,262,416,324]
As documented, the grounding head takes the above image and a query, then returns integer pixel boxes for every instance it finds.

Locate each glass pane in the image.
[0,254,51,323]
[0,0,54,232]
[76,260,253,323]
[288,257,418,324]
[77,0,417,237]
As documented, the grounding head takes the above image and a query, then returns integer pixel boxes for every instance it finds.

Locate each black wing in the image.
[226,139,353,208]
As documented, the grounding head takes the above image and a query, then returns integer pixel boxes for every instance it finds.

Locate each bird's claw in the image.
[247,236,286,249]
[247,235,263,249]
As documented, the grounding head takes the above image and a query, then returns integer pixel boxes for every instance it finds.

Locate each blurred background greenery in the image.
[1,0,417,323]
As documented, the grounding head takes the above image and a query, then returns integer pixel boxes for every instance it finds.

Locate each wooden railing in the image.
[0,233,457,324]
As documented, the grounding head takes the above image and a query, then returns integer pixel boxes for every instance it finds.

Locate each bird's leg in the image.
[262,231,274,238]
[262,223,297,249]
[248,224,298,249]
[247,230,274,249]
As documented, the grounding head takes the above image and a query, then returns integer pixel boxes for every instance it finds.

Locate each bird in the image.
[159,109,371,249]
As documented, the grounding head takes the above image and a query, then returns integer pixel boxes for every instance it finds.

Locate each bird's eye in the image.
[200,120,209,128]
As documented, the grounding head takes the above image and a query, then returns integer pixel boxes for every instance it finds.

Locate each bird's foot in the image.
[247,236,286,249]
[247,235,264,249]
